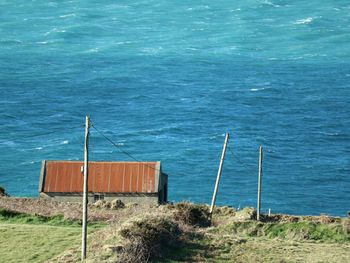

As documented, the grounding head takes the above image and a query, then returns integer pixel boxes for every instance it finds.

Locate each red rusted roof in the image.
[40,161,161,193]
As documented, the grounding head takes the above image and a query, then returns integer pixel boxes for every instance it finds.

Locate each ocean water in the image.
[0,0,349,216]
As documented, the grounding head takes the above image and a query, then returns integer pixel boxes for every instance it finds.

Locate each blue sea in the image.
[1,0,349,216]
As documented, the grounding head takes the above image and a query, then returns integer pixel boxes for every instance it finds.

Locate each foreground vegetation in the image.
[0,223,80,263]
[51,203,350,263]
[0,208,103,228]
[0,208,104,263]
[0,197,349,262]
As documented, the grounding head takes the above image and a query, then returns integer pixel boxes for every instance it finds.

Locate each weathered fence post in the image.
[257,145,263,221]
[82,116,90,261]
[210,132,230,215]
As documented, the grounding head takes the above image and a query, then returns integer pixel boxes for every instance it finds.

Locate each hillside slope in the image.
[0,197,349,262]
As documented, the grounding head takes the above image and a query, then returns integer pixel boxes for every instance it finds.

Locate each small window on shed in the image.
[94,193,105,202]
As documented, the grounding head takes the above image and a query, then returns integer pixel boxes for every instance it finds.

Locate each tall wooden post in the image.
[82,116,90,261]
[210,132,230,215]
[257,145,263,221]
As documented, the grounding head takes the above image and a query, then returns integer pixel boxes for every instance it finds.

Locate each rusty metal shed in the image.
[39,160,168,204]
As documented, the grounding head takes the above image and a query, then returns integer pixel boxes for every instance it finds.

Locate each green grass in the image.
[228,221,349,242]
[0,208,104,228]
[0,223,81,263]
[158,238,210,263]
[0,209,107,263]
[1,205,349,263]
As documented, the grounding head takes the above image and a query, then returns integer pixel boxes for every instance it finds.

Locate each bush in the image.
[215,206,236,216]
[0,186,9,197]
[234,207,257,221]
[118,216,181,262]
[111,199,125,210]
[172,202,211,227]
[94,199,125,210]
[94,200,106,208]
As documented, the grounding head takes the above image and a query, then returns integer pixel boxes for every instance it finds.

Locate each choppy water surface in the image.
[1,0,349,216]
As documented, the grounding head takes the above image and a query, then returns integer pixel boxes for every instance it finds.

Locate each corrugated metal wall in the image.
[42,161,158,193]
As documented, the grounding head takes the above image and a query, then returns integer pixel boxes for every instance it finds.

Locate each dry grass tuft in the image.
[94,200,108,209]
[110,199,125,209]
[319,215,336,224]
[118,215,181,262]
[215,206,236,216]
[170,202,211,227]
[94,199,125,210]
[343,218,350,235]
[234,207,257,221]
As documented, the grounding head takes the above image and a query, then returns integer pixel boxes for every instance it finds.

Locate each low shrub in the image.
[172,202,211,227]
[234,207,257,221]
[118,216,181,262]
[0,186,9,197]
[94,199,125,210]
[111,199,125,210]
[215,206,236,216]
[94,200,110,209]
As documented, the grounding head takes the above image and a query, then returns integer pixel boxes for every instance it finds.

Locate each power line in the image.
[227,145,257,174]
[90,123,163,173]
[91,122,263,178]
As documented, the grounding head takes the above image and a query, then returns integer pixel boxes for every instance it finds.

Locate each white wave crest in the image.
[44,28,66,36]
[250,87,266,92]
[59,13,76,18]
[1,141,16,146]
[86,48,99,53]
[294,17,313,25]
[261,0,280,7]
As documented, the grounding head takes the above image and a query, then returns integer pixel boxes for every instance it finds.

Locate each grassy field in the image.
[0,223,81,263]
[2,222,348,263]
[0,208,104,263]
[0,201,349,263]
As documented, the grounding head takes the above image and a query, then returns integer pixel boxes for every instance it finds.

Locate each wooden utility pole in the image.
[257,145,263,221]
[82,116,90,261]
[210,132,230,215]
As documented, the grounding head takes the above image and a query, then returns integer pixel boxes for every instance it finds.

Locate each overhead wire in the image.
[91,122,265,179]
[90,122,163,173]
[227,144,257,174]
[1,120,267,182]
